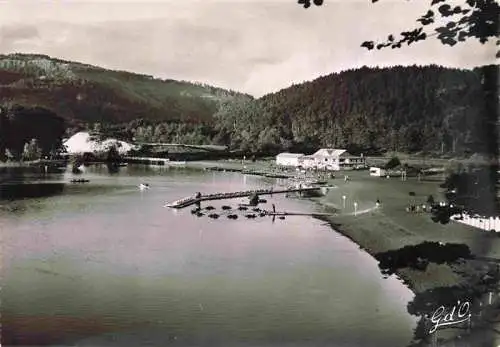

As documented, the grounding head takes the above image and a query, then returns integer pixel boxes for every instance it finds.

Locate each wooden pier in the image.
[205,167,295,179]
[267,211,335,217]
[165,187,322,209]
[125,157,170,165]
[124,157,186,166]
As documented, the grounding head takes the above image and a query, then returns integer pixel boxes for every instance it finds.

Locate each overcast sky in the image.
[0,0,497,96]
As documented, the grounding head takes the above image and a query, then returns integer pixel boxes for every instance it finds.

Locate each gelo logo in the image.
[429,300,472,333]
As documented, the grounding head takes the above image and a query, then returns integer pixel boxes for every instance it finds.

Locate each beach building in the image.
[301,148,365,171]
[276,152,304,167]
[369,167,387,177]
[299,156,316,169]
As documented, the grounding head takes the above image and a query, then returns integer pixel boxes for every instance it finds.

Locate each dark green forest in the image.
[0,105,65,161]
[0,59,498,161]
[250,64,498,156]
[92,64,500,158]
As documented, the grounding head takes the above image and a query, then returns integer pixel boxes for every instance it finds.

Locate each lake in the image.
[1,164,417,346]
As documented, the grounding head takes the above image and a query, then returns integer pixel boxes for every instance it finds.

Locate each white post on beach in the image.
[354,202,358,216]
[342,195,346,209]
[489,292,492,305]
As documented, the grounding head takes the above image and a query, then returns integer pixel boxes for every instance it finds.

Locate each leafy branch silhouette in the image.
[297,0,500,57]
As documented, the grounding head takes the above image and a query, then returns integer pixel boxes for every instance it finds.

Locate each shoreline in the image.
[295,176,499,346]
[298,175,499,346]
[3,159,497,345]
[189,160,499,346]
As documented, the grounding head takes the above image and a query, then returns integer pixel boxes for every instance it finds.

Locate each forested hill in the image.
[0,53,252,125]
[1,57,498,158]
[234,64,497,156]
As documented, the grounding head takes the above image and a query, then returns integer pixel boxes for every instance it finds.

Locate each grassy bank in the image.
[189,159,500,344]
[315,170,500,289]
[188,159,500,259]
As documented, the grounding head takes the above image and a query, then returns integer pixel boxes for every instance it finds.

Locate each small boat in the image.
[205,206,216,211]
[208,213,220,219]
[245,214,257,219]
[221,205,232,210]
[227,214,238,219]
[70,179,90,183]
[139,183,150,190]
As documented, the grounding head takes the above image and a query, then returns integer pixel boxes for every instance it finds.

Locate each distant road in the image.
[136,143,228,152]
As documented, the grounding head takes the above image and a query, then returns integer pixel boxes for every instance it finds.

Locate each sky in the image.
[0,0,497,97]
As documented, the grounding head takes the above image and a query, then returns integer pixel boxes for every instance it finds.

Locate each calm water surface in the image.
[2,165,417,346]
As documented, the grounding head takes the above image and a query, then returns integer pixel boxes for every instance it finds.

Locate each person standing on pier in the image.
[195,192,202,210]
[272,204,276,213]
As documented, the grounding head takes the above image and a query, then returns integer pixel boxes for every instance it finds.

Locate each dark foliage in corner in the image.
[438,165,500,217]
[0,105,65,161]
[374,241,473,275]
[359,0,500,57]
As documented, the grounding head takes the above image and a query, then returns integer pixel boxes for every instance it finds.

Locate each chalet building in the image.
[276,152,304,166]
[299,148,365,171]
[299,156,316,169]
[276,148,365,171]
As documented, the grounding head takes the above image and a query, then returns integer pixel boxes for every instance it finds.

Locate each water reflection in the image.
[106,163,120,175]
[0,182,65,200]
[2,167,418,347]
[0,166,132,215]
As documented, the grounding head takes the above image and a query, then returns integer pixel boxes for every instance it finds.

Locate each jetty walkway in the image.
[267,211,335,217]
[165,187,322,209]
[125,157,170,165]
[204,166,295,179]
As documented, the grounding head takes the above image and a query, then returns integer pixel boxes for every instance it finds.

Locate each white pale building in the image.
[275,152,304,166]
[369,167,387,177]
[300,148,366,171]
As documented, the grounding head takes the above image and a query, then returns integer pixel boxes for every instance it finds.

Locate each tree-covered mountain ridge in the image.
[0,53,497,157]
[246,64,499,156]
[0,53,252,126]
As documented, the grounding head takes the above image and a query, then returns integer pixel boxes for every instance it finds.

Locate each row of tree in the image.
[79,64,497,158]
[2,64,498,161]
[0,105,65,161]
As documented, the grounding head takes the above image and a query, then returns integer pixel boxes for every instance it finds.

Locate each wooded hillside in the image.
[1,54,497,158]
[0,53,251,126]
[244,64,498,156]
